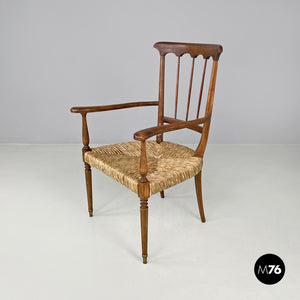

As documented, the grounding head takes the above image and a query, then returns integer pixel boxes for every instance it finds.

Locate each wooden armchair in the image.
[71,42,223,263]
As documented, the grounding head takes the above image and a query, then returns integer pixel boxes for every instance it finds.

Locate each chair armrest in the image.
[70,101,158,113]
[133,115,211,141]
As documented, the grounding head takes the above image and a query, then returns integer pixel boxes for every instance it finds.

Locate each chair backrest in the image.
[154,41,223,158]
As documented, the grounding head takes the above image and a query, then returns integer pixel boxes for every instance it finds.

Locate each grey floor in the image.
[0,144,299,300]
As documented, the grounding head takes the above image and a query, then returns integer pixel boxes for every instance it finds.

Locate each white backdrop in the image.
[0,0,299,144]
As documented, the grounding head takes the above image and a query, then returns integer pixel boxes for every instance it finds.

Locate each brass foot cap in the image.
[89,211,93,217]
[142,256,147,264]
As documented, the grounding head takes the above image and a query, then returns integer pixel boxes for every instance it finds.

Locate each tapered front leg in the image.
[138,140,150,263]
[84,162,93,217]
[81,112,93,217]
[140,198,148,264]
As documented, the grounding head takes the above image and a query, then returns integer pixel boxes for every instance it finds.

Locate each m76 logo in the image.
[257,265,282,275]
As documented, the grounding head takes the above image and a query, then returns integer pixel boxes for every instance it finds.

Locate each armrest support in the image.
[134,115,211,141]
[71,101,158,162]
[70,101,158,114]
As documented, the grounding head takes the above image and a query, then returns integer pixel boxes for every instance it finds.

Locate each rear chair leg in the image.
[160,190,165,198]
[194,171,206,222]
[140,198,148,264]
[84,162,93,217]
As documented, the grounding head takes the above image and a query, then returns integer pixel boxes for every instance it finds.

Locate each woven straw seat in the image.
[84,141,203,195]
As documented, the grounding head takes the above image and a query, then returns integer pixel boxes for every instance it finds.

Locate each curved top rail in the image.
[154,42,223,60]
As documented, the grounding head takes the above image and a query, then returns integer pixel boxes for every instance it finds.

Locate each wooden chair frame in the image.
[71,42,223,263]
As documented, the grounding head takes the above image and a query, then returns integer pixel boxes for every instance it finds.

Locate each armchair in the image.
[71,41,223,263]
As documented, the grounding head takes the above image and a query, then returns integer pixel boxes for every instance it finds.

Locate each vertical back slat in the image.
[196,58,208,118]
[174,56,180,118]
[195,60,219,157]
[185,57,195,121]
[157,55,165,143]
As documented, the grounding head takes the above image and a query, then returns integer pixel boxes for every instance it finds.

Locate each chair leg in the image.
[194,171,206,222]
[84,162,93,217]
[140,198,148,264]
[160,190,165,198]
